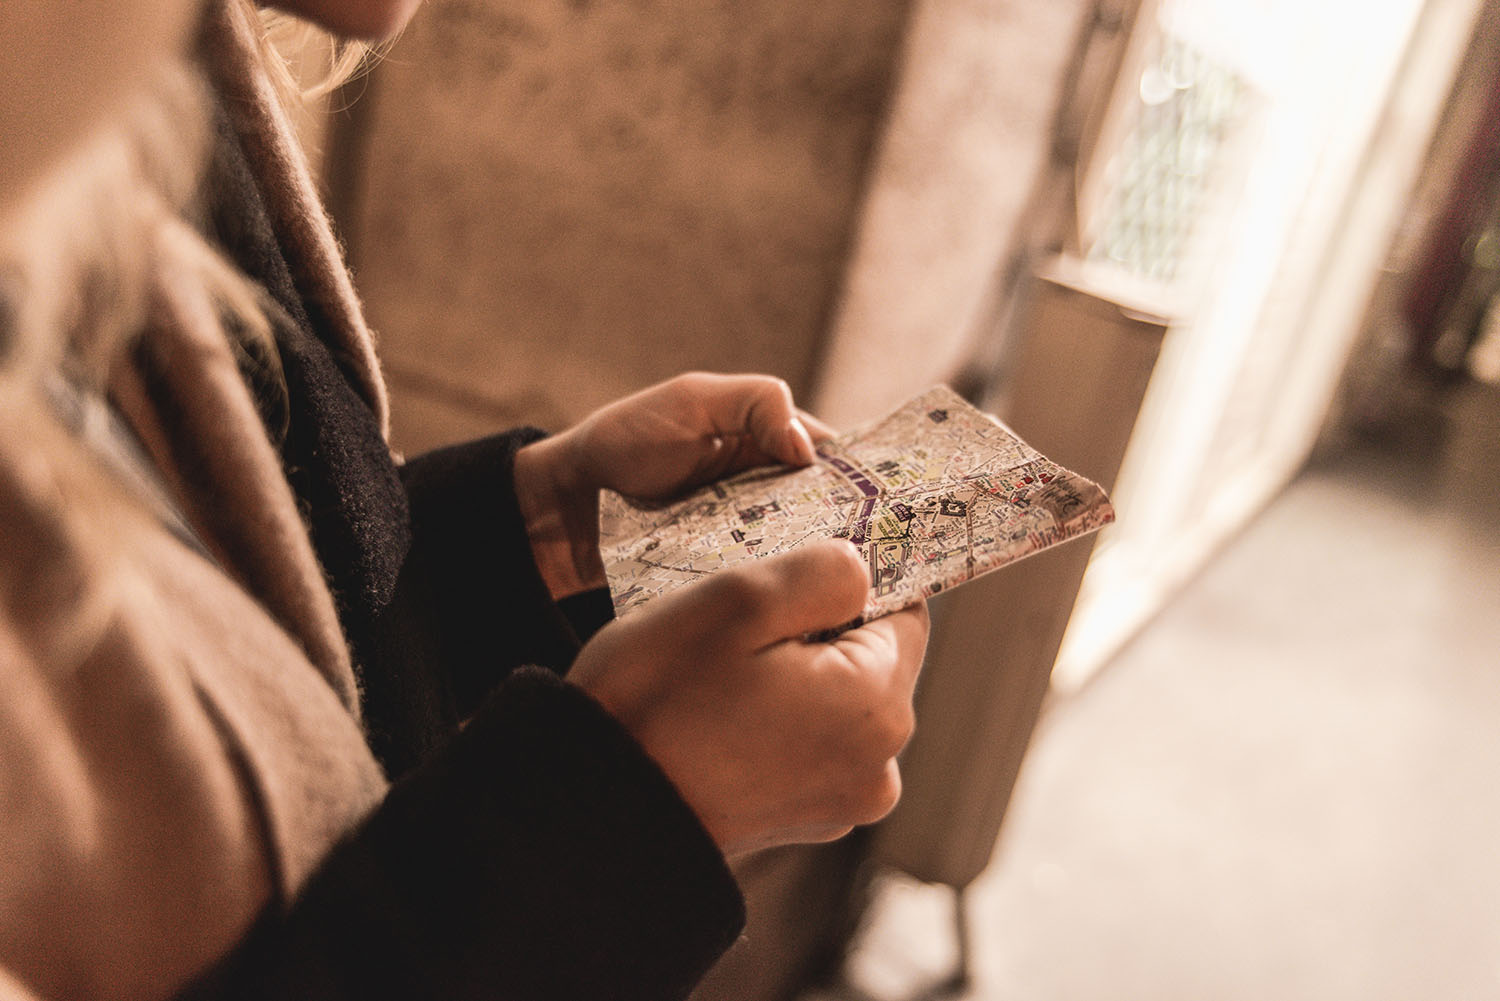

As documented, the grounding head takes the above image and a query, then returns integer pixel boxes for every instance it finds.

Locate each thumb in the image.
[688,540,870,646]
[696,374,816,468]
[740,379,818,467]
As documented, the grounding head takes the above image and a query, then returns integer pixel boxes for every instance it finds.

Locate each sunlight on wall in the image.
[1052,0,1465,691]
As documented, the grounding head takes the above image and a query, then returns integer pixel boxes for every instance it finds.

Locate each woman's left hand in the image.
[513,372,833,599]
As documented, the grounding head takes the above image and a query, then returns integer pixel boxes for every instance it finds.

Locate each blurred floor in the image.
[806,375,1500,1001]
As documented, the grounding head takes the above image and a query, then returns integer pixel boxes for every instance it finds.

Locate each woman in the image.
[0,1,929,998]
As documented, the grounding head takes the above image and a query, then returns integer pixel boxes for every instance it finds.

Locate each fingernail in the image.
[787,417,816,465]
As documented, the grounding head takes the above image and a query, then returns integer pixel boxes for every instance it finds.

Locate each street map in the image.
[598,385,1115,626]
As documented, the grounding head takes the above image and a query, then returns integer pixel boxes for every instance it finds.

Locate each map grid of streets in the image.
[599,386,1116,625]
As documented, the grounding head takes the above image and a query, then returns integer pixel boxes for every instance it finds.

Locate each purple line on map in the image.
[825,455,881,544]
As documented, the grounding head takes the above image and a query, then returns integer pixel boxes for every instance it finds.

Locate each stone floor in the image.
[806,375,1500,1001]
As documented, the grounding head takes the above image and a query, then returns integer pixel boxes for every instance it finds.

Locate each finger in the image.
[691,539,870,645]
[862,758,903,825]
[755,540,872,639]
[729,822,856,858]
[835,600,929,695]
[736,376,815,468]
[784,416,818,465]
[690,373,816,470]
[827,760,903,829]
[796,409,838,443]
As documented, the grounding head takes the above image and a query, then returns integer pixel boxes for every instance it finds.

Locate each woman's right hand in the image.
[568,540,929,859]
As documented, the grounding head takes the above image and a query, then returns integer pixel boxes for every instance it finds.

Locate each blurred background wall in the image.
[328,0,1095,452]
[330,0,915,451]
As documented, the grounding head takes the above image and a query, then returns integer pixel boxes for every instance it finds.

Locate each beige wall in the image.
[812,0,1090,428]
[336,0,1090,452]
[339,0,913,452]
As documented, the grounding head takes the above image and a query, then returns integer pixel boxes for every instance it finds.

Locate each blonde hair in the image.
[257,7,378,105]
[0,0,371,390]
[0,62,217,661]
[0,0,374,662]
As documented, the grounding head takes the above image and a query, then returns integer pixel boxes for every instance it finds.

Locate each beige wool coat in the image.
[0,2,394,995]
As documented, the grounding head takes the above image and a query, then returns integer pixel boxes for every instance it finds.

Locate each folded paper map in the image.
[599,385,1114,625]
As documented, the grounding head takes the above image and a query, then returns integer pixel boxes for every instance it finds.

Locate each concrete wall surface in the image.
[340,0,913,451]
[812,0,1090,428]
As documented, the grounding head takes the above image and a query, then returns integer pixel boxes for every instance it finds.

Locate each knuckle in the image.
[747,375,795,414]
[671,371,713,394]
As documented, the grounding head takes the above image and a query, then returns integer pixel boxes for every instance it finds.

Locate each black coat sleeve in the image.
[179,668,745,1001]
[397,430,614,712]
